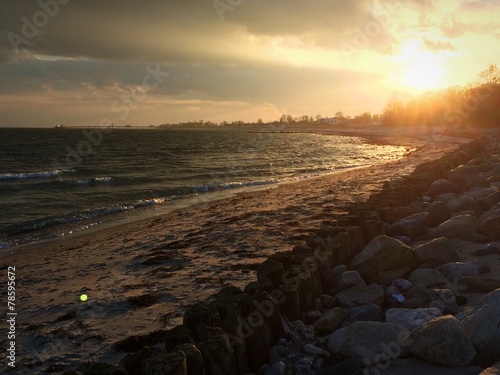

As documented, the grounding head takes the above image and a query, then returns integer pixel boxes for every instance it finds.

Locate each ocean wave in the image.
[194,179,278,192]
[70,177,113,185]
[3,197,171,237]
[0,169,74,181]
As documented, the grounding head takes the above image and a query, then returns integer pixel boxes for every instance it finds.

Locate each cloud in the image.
[0,0,402,63]
[423,38,455,51]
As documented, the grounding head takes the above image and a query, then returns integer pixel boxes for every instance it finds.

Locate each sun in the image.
[396,40,445,91]
[402,59,444,91]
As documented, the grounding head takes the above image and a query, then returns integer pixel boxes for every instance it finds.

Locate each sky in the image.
[0,0,499,127]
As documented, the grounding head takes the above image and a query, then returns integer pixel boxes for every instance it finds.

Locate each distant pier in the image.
[54,125,158,129]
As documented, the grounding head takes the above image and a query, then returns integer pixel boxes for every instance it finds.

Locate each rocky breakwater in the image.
[64,134,500,375]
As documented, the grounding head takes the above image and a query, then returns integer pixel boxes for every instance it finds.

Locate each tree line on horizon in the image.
[381,64,500,128]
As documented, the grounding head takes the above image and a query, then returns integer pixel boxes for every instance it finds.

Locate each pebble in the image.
[303,343,329,356]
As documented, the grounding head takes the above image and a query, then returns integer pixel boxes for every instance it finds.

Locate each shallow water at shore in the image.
[0,128,409,248]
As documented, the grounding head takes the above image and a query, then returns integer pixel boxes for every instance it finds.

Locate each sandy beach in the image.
[0,130,478,373]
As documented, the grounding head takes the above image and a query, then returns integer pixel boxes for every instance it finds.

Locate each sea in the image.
[0,127,409,249]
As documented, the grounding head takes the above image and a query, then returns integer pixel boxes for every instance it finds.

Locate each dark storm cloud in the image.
[0,0,395,62]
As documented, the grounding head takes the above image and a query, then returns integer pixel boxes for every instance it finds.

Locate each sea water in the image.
[0,127,408,248]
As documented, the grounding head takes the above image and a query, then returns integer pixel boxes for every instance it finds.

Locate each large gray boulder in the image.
[328,321,409,366]
[347,304,383,323]
[428,179,461,196]
[478,205,500,240]
[448,195,482,215]
[349,235,418,285]
[330,270,366,295]
[387,212,429,239]
[426,201,451,227]
[436,262,485,282]
[365,358,484,375]
[385,308,442,331]
[432,214,479,238]
[410,315,476,366]
[462,288,500,367]
[479,361,500,375]
[336,284,384,308]
[413,237,459,267]
[409,268,449,288]
[312,307,347,335]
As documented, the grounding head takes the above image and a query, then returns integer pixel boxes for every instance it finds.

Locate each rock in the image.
[312,306,347,335]
[433,214,479,238]
[477,191,500,211]
[319,294,337,310]
[328,321,409,366]
[330,270,366,295]
[350,235,418,285]
[466,187,496,199]
[437,262,483,281]
[458,276,500,293]
[463,233,492,242]
[434,192,458,203]
[83,364,128,375]
[410,315,476,366]
[448,195,482,215]
[336,284,384,308]
[478,206,500,240]
[197,335,235,375]
[304,310,322,324]
[265,361,285,375]
[303,343,329,356]
[268,344,289,363]
[426,201,452,227]
[480,361,500,375]
[462,288,500,367]
[388,212,429,239]
[413,237,459,267]
[409,268,448,288]
[318,359,363,375]
[387,206,416,224]
[142,352,187,375]
[293,357,314,374]
[428,179,461,196]
[385,307,442,331]
[258,364,270,375]
[331,264,348,278]
[367,358,484,375]
[390,278,413,291]
[346,304,383,323]
[430,288,459,313]
[473,244,500,256]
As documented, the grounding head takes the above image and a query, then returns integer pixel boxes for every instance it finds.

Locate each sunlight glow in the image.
[396,40,445,91]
